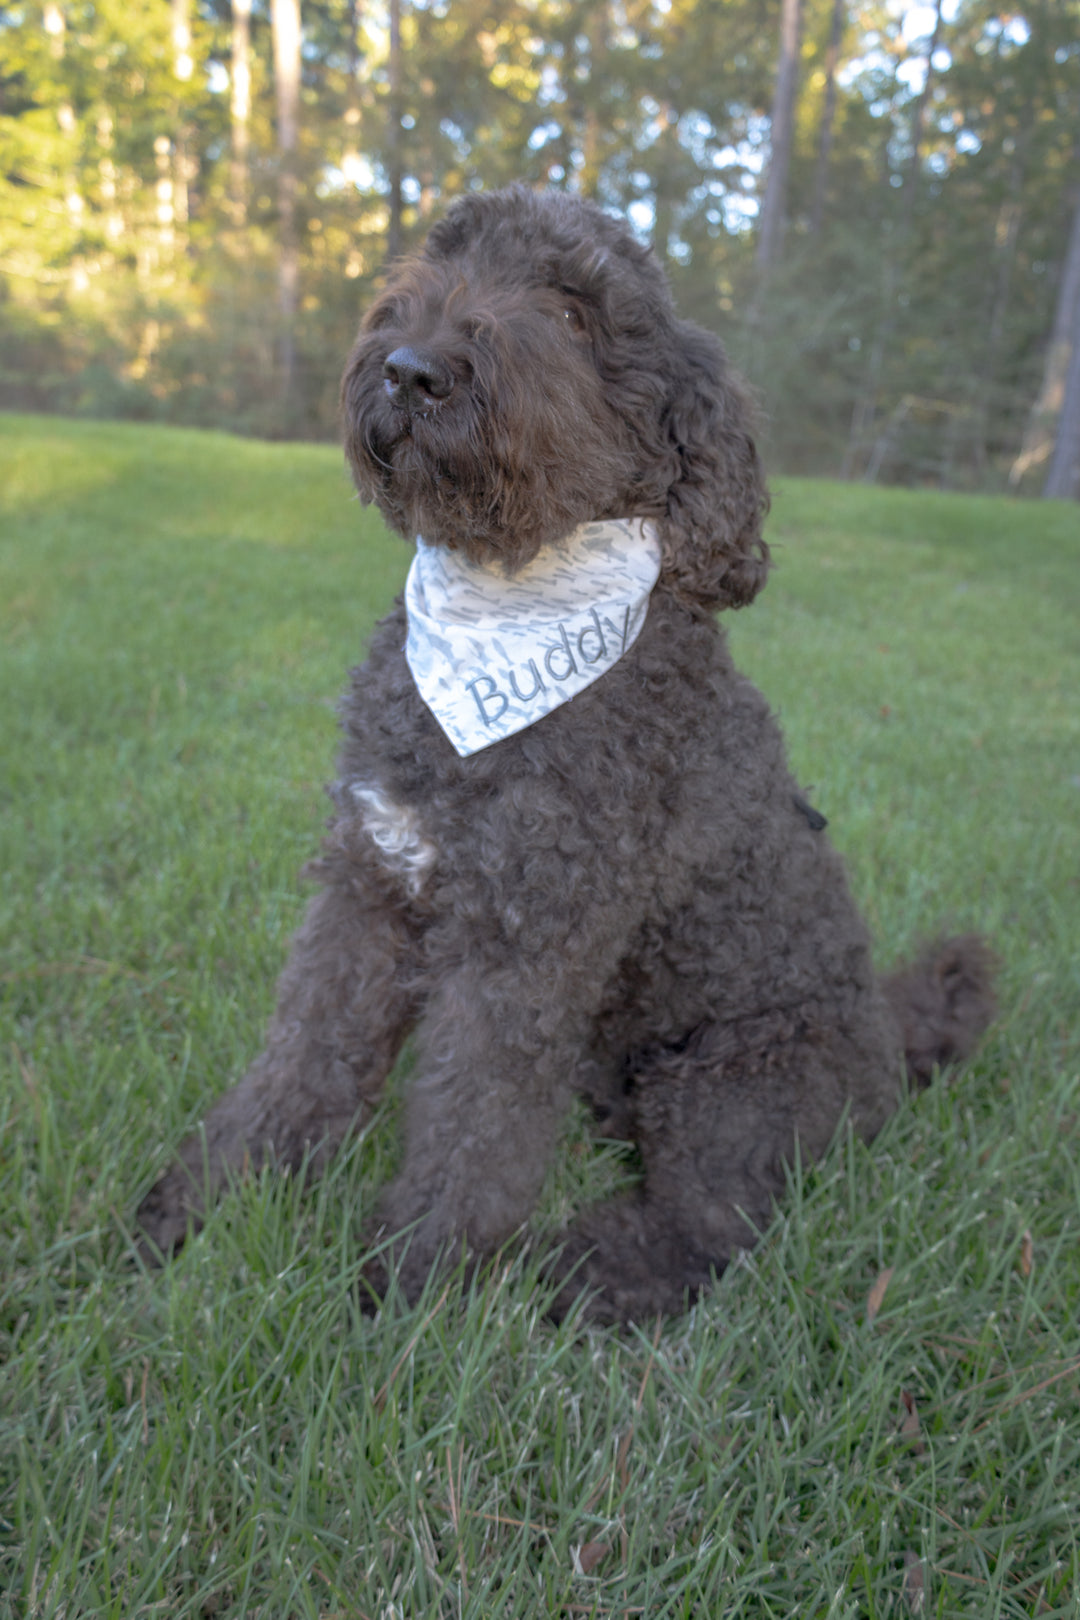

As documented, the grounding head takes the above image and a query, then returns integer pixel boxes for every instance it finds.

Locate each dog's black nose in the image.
[383,346,455,414]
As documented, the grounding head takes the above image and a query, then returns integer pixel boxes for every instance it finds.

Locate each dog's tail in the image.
[882,934,998,1085]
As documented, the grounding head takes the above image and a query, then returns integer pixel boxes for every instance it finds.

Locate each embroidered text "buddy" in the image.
[404,518,661,756]
[464,605,636,726]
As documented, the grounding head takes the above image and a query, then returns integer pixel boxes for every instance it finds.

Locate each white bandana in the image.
[404,517,661,756]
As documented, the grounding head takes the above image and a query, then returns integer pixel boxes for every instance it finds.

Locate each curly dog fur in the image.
[138,185,995,1319]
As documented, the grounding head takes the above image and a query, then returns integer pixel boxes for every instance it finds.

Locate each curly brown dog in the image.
[138,185,995,1320]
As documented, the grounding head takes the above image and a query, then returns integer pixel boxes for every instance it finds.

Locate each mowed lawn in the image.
[1,412,1079,1619]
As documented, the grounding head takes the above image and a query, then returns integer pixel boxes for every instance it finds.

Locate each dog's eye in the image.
[562,303,586,334]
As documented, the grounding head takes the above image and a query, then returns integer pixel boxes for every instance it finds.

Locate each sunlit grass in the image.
[2,413,1079,1617]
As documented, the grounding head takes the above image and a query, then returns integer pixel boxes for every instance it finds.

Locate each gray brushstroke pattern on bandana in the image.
[404,518,661,756]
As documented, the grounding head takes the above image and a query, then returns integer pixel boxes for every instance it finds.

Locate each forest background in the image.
[2,0,1080,494]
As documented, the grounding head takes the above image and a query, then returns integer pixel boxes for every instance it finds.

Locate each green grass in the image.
[2,411,1079,1618]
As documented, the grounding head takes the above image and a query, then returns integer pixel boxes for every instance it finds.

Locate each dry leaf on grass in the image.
[1019,1229,1034,1277]
[899,1388,925,1455]
[572,1540,611,1576]
[866,1266,894,1324]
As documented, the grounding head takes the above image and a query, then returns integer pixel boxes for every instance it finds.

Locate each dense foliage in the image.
[2,0,1079,485]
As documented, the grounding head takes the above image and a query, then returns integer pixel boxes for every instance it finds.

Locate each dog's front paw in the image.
[135,1167,207,1263]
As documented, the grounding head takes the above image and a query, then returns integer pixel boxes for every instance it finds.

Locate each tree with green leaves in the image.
[1,0,1078,494]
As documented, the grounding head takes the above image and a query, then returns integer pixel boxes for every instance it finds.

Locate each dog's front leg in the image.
[137,860,423,1258]
[368,945,604,1303]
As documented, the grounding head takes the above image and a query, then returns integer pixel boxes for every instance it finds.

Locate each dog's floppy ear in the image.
[660,319,770,611]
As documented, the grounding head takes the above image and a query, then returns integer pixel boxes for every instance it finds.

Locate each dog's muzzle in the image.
[383,346,455,417]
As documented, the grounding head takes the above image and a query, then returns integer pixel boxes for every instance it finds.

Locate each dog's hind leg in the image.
[136,864,423,1259]
[550,1007,902,1322]
[554,935,997,1321]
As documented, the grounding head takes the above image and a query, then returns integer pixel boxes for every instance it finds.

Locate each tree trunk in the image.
[154,133,176,257]
[809,0,845,236]
[172,0,194,227]
[841,141,897,478]
[845,10,944,480]
[272,0,301,419]
[172,0,193,80]
[45,2,85,244]
[386,0,403,263]
[1044,286,1080,498]
[580,1,608,200]
[651,106,678,267]
[342,0,365,190]
[230,0,252,224]
[902,0,944,231]
[96,111,123,246]
[756,0,803,274]
[1011,172,1080,488]
[968,126,1029,478]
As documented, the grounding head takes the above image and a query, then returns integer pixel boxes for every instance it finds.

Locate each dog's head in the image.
[342,185,768,609]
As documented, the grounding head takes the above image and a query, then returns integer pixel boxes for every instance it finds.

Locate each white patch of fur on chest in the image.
[348,781,437,895]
